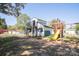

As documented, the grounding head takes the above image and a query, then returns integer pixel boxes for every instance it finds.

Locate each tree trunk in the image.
[35,27,38,37]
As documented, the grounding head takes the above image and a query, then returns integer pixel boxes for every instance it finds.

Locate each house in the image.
[64,23,78,36]
[26,18,53,37]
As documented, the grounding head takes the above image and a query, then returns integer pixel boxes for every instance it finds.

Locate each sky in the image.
[0,3,79,25]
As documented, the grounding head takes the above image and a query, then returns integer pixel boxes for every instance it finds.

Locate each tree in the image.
[8,25,16,30]
[16,14,31,31]
[0,18,7,29]
[0,3,26,29]
[0,3,26,17]
[49,18,60,27]
[75,23,79,34]
[75,24,79,30]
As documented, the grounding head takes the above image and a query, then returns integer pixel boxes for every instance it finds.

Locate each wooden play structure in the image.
[51,19,64,40]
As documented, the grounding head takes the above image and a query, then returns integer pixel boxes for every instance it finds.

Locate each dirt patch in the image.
[0,37,79,56]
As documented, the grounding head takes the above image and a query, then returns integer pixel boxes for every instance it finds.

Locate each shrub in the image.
[0,29,8,34]
[65,36,79,41]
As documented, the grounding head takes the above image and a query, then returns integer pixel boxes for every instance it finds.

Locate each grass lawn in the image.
[0,33,79,56]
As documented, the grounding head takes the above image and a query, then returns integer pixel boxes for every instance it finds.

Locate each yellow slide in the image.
[52,29,60,40]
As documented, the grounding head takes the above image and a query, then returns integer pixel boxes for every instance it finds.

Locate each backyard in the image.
[0,33,79,56]
[0,3,79,56]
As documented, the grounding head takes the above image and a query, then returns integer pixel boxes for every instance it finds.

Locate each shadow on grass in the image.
[0,36,45,56]
[0,36,79,56]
